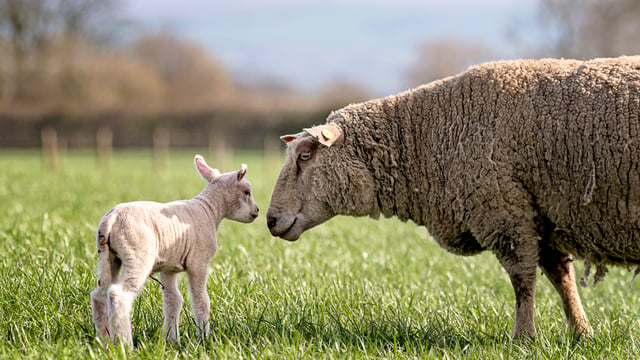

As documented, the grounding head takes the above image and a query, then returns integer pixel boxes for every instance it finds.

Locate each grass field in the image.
[1,150,640,359]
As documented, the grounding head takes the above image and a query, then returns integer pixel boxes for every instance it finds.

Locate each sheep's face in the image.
[194,155,259,223]
[267,124,377,241]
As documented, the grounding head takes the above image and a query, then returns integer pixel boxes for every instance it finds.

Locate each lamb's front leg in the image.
[187,266,211,339]
[160,272,184,345]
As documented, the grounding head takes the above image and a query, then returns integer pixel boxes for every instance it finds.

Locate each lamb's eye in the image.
[244,190,251,196]
[299,152,312,161]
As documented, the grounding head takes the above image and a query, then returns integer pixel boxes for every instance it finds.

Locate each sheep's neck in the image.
[339,87,441,226]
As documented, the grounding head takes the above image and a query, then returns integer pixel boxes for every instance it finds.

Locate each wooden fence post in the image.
[97,126,113,171]
[209,131,230,169]
[41,127,58,171]
[264,133,281,169]
[154,126,170,172]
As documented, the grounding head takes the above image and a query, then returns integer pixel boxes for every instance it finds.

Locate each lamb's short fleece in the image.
[90,155,259,346]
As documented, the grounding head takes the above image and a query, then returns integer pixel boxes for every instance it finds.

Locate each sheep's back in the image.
[485,57,640,263]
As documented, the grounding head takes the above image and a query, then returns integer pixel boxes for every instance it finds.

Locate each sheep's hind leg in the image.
[538,243,593,337]
[187,267,211,339]
[160,271,184,345]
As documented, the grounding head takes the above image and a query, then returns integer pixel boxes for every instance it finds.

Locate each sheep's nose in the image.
[267,214,278,230]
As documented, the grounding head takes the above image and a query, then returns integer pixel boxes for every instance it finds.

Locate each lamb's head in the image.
[267,123,378,241]
[194,155,259,223]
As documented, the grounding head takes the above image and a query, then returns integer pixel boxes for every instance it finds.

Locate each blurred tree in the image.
[404,39,494,88]
[0,35,7,101]
[81,52,165,114]
[539,0,640,58]
[0,0,119,108]
[318,80,371,108]
[131,33,233,113]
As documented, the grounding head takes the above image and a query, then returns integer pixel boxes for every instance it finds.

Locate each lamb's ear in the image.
[303,124,343,147]
[194,154,218,182]
[237,163,248,181]
[220,164,248,186]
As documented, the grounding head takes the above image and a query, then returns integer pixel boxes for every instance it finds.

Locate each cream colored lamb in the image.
[90,154,259,346]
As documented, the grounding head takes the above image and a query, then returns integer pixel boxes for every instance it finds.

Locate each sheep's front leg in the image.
[187,267,211,339]
[160,272,184,345]
[538,244,593,336]
[491,229,540,338]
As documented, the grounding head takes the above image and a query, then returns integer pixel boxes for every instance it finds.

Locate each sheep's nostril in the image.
[267,215,277,230]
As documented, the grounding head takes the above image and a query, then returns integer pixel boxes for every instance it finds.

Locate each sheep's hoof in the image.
[569,324,594,340]
[512,327,536,342]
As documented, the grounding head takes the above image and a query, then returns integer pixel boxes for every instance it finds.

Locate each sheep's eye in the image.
[299,151,312,161]
[244,190,251,196]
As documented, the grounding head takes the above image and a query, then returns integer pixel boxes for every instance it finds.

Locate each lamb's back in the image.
[101,200,216,271]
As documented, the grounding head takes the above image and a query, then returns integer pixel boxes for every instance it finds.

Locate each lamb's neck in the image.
[191,187,224,229]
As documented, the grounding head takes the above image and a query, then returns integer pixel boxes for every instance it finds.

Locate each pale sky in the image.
[125,0,544,95]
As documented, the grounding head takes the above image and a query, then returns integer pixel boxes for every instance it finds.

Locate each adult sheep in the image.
[267,56,640,338]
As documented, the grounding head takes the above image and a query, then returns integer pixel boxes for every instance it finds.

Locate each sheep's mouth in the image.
[267,210,300,241]
[276,217,299,241]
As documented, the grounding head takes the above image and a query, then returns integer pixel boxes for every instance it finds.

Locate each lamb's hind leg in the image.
[107,257,154,347]
[187,266,211,339]
[538,242,593,337]
[91,247,121,340]
[160,271,183,345]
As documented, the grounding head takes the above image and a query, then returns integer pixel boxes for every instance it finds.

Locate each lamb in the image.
[267,56,640,339]
[90,155,259,346]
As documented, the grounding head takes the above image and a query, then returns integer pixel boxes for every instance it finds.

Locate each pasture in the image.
[1,150,639,358]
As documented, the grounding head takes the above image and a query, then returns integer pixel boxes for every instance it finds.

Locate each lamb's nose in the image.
[267,214,277,230]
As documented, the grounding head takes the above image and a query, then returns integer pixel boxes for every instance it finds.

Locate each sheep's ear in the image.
[303,124,343,147]
[194,154,218,182]
[280,134,298,143]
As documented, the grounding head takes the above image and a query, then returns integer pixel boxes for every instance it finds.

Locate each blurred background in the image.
[1,0,639,152]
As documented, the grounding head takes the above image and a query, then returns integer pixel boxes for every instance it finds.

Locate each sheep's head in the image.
[267,123,378,241]
[194,155,259,223]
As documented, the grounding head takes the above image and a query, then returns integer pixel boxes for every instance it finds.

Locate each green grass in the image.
[1,150,640,358]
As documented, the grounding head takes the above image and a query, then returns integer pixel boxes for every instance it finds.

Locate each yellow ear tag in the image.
[321,128,333,140]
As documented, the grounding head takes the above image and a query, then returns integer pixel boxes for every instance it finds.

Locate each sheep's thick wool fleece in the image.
[328,56,640,275]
